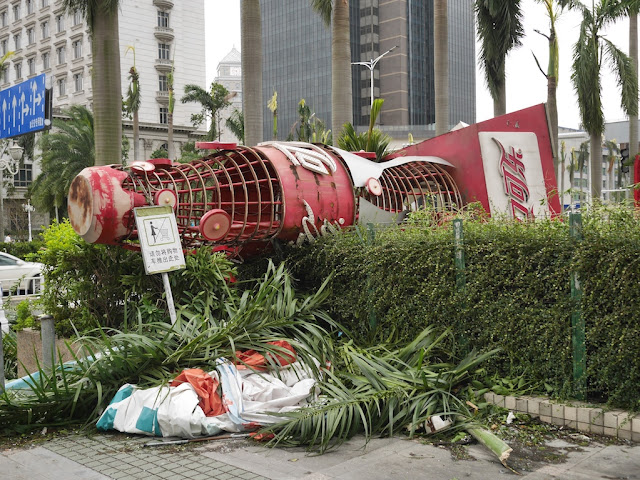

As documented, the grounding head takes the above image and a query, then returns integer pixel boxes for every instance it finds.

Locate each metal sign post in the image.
[134,206,186,325]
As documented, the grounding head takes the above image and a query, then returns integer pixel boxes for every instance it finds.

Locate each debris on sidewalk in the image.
[96,342,320,439]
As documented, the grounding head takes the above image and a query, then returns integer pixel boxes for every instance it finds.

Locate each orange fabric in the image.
[235,340,297,370]
[170,368,226,417]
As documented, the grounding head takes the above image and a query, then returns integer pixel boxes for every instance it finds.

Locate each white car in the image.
[0,252,43,295]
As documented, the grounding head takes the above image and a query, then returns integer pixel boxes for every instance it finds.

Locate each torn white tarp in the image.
[96,357,318,438]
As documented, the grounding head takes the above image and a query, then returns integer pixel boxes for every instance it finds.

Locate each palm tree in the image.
[124,46,140,162]
[338,99,392,161]
[62,1,122,166]
[532,1,571,171]
[241,0,263,146]
[604,138,620,201]
[626,1,640,163]
[226,109,245,144]
[181,83,233,141]
[577,140,589,207]
[31,106,95,220]
[311,0,353,143]
[475,0,524,116]
[569,0,638,201]
[434,0,449,136]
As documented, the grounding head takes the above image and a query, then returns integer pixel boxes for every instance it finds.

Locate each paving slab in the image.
[1,431,639,479]
[522,444,640,480]
[199,436,510,480]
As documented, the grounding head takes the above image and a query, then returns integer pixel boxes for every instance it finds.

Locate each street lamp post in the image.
[23,200,34,242]
[352,45,398,109]
[0,141,23,241]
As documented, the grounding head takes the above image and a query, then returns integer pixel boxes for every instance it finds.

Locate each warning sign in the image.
[134,206,185,275]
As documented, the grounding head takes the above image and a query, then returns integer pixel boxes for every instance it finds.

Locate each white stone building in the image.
[213,46,242,143]
[0,0,207,237]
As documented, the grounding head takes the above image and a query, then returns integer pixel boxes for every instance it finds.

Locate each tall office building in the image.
[0,0,206,235]
[261,0,475,143]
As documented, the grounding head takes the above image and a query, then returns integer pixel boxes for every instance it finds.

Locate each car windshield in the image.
[0,255,18,266]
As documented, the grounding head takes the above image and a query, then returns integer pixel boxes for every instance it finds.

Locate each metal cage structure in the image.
[68,142,463,257]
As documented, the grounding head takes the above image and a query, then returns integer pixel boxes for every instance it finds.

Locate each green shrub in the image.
[278,206,640,410]
[13,300,36,331]
[0,240,45,259]
[33,220,238,337]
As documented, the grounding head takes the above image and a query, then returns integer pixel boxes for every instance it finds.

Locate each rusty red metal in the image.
[67,105,560,256]
[67,142,461,256]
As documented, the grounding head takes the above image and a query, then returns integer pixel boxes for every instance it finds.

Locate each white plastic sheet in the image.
[96,358,317,438]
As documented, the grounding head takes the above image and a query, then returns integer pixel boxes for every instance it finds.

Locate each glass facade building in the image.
[260,0,475,140]
[261,0,332,141]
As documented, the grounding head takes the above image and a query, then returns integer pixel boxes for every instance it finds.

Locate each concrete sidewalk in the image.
[1,431,639,480]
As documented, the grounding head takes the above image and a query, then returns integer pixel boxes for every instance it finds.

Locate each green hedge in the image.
[280,207,640,410]
[0,240,45,259]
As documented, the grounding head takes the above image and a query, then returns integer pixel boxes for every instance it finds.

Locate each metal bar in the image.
[162,272,177,325]
[569,212,586,401]
[453,219,465,292]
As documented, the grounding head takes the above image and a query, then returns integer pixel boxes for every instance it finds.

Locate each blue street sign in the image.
[0,73,51,140]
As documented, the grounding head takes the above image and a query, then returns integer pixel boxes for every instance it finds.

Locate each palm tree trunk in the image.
[434,0,449,136]
[590,134,602,202]
[91,5,122,166]
[241,0,263,146]
[168,112,174,160]
[630,13,638,162]
[331,0,352,143]
[560,149,565,210]
[133,111,139,162]
[547,76,559,170]
[494,81,506,116]
[608,160,614,202]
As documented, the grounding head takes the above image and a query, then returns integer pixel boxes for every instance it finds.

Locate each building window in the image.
[55,14,64,33]
[26,0,34,15]
[13,32,20,50]
[41,50,49,69]
[158,74,167,91]
[72,39,81,59]
[73,72,82,92]
[56,45,64,64]
[73,10,82,26]
[0,11,7,27]
[0,39,7,55]
[41,0,49,8]
[158,11,169,28]
[159,107,168,124]
[27,57,34,75]
[158,43,170,60]
[40,20,48,39]
[12,4,20,22]
[57,76,65,95]
[14,62,21,80]
[27,27,34,45]
[14,164,32,187]
[2,68,8,84]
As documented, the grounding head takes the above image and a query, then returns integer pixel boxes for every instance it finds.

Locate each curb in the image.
[484,392,640,442]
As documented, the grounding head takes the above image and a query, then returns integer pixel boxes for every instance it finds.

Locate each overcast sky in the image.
[204,0,632,131]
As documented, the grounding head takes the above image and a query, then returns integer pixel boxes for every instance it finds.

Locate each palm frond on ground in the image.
[0,262,337,430]
[264,326,498,453]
